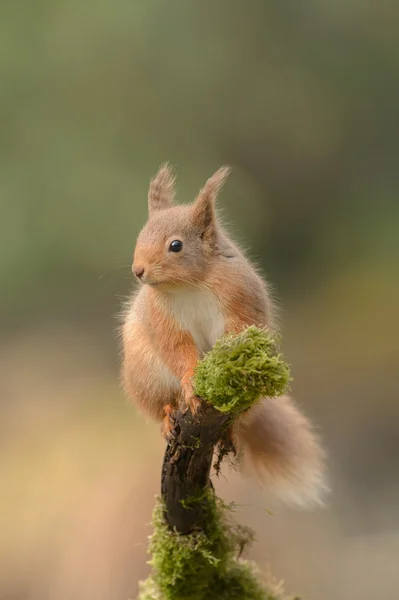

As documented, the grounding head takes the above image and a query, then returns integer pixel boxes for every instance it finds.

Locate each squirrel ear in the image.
[148,163,176,215]
[192,166,231,232]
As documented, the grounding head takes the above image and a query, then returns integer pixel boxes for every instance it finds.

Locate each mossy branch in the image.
[138,326,297,600]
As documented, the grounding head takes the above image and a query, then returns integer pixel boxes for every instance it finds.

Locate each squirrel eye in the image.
[169,240,183,253]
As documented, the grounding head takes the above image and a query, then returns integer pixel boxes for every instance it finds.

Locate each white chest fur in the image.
[167,288,225,356]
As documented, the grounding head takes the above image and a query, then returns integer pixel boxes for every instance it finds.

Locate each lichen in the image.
[138,494,284,600]
[193,326,291,415]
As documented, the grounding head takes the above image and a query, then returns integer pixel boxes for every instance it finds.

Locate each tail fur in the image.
[235,395,328,508]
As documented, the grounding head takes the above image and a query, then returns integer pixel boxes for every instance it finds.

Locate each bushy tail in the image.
[235,395,328,508]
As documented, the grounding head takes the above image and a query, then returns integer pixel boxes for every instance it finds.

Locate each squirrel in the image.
[121,164,327,507]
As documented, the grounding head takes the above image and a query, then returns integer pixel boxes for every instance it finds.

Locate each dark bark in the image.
[161,402,233,535]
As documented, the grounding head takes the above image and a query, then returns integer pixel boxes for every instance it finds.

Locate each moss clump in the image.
[211,562,282,600]
[193,326,291,415]
[138,493,283,600]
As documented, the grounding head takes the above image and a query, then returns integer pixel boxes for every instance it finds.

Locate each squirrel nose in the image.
[133,266,145,279]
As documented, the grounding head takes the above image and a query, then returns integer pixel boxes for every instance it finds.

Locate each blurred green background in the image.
[1,2,399,599]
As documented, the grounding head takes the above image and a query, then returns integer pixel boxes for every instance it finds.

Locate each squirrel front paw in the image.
[162,404,177,441]
[185,394,202,415]
[181,372,201,415]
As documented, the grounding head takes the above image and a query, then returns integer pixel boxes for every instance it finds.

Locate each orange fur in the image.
[121,164,327,507]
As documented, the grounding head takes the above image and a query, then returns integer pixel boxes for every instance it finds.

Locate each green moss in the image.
[138,494,283,600]
[193,326,291,415]
[211,562,279,600]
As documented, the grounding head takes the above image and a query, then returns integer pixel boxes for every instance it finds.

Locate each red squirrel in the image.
[121,164,327,507]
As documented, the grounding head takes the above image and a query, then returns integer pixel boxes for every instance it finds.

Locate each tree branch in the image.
[161,402,231,534]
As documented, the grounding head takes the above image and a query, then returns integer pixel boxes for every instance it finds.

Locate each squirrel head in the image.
[132,163,230,289]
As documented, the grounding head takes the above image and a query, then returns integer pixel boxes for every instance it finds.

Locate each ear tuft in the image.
[200,166,231,202]
[148,163,176,215]
[192,166,231,232]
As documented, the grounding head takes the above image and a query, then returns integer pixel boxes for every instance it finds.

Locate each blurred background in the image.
[1,1,399,599]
